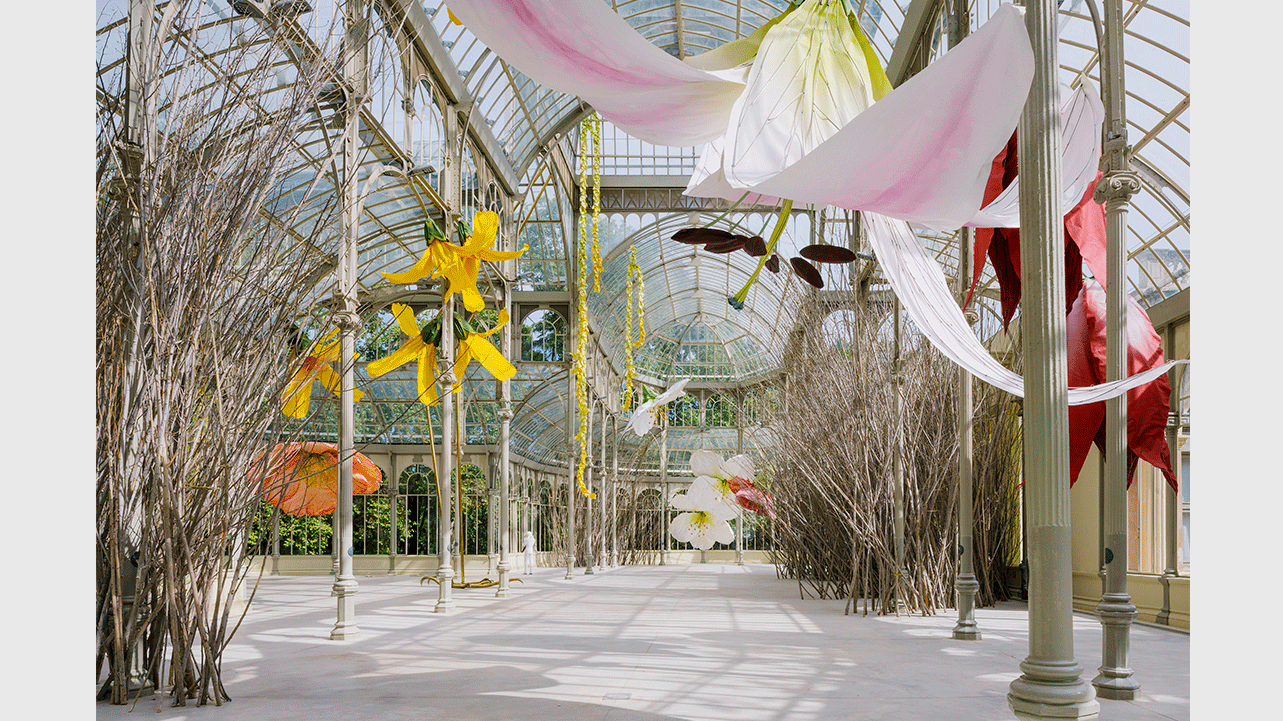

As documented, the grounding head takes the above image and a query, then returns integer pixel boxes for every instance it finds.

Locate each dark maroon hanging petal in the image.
[790,256,824,288]
[764,254,780,273]
[704,237,746,254]
[742,236,767,257]
[672,227,735,245]
[799,243,857,264]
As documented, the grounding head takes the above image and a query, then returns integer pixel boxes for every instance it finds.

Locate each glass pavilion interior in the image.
[87,1,1202,719]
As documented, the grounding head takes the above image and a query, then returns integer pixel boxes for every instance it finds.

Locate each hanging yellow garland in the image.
[573,116,595,499]
[590,113,603,293]
[622,245,642,411]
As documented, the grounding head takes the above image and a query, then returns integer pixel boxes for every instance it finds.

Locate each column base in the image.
[584,555,595,575]
[952,624,982,641]
[1008,661,1099,721]
[953,573,982,640]
[270,555,281,576]
[434,568,455,613]
[330,579,360,640]
[1091,674,1140,701]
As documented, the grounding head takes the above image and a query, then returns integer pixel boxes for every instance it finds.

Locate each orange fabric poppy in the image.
[249,442,383,516]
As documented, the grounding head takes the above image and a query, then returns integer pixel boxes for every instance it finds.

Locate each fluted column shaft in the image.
[1007,1,1099,718]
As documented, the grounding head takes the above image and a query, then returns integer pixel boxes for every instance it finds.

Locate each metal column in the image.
[1006,1,1099,717]
[659,416,669,566]
[1092,0,1142,700]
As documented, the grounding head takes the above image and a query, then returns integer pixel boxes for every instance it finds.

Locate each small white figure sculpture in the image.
[522,531,536,575]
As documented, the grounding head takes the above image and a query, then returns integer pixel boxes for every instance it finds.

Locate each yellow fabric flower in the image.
[365,304,441,407]
[281,328,365,418]
[381,212,528,313]
[451,309,516,394]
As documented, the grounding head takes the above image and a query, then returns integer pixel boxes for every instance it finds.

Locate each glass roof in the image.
[96,0,1191,472]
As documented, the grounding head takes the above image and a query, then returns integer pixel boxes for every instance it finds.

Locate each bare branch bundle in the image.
[763,294,1021,615]
[96,2,350,706]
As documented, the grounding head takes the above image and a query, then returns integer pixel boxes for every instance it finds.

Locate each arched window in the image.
[521,309,567,362]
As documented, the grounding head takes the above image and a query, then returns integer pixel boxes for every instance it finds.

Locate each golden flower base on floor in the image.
[418,576,523,588]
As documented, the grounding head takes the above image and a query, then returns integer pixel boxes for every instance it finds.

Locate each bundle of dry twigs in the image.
[763,294,1022,615]
[96,2,350,705]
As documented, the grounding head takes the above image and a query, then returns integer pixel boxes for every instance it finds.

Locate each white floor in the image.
[97,564,1189,721]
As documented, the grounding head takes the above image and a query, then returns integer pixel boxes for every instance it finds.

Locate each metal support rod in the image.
[435,297,458,612]
[892,298,907,614]
[599,401,608,570]
[659,417,669,566]
[612,416,620,566]
[1155,325,1181,624]
[388,459,398,574]
[565,356,576,580]
[736,420,745,565]
[585,393,595,575]
[1093,0,1141,700]
[953,224,982,640]
[1006,1,1099,718]
[270,509,281,576]
[496,213,515,594]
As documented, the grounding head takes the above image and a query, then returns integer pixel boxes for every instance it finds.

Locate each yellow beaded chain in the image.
[623,245,639,411]
[573,116,595,499]
[591,113,603,293]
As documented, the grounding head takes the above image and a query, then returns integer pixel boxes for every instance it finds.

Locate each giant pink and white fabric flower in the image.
[689,449,776,519]
[447,0,1183,403]
[668,477,738,551]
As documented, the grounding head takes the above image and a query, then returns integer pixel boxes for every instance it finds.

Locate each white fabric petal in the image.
[670,490,697,511]
[964,85,1105,229]
[447,0,745,147]
[689,450,724,478]
[862,211,1186,404]
[669,513,696,543]
[720,0,874,188]
[686,3,1034,231]
[624,400,658,437]
[685,476,723,506]
[721,454,756,482]
[654,378,691,405]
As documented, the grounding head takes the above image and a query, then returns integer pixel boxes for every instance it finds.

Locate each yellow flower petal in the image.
[476,308,509,339]
[452,344,473,393]
[366,337,425,377]
[281,368,314,419]
[476,243,529,262]
[461,211,499,254]
[390,303,420,338]
[382,250,436,284]
[316,361,342,397]
[465,335,516,381]
[417,345,439,406]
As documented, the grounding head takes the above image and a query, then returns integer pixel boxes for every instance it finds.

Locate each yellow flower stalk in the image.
[382,211,527,313]
[366,304,442,407]
[281,327,364,418]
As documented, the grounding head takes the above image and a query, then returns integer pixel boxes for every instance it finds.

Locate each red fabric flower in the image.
[248,442,383,516]
[1066,281,1176,491]
[966,132,1108,327]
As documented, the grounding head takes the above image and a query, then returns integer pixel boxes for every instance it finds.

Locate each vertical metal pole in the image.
[892,299,907,614]
[1007,1,1099,717]
[585,395,596,575]
[496,205,515,597]
[736,419,745,565]
[599,401,608,570]
[659,416,669,565]
[1092,0,1142,699]
[435,295,458,612]
[953,227,981,639]
[1155,326,1181,624]
[947,0,981,642]
[270,510,281,576]
[612,417,620,566]
[565,363,577,579]
[330,0,366,641]
[388,458,398,574]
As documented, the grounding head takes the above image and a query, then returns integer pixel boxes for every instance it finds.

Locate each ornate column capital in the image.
[498,406,515,422]
[1094,169,1142,205]
[333,310,363,333]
